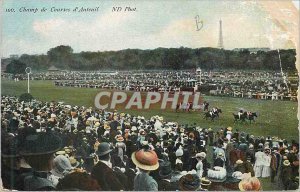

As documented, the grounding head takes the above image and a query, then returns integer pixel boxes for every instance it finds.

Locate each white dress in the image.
[254,151,264,177]
[261,153,271,177]
[196,160,203,178]
[116,142,126,162]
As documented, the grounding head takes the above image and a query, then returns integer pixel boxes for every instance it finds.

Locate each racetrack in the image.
[1,79,298,142]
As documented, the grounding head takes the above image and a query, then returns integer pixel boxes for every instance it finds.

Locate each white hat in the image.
[131,126,137,131]
[232,171,243,180]
[141,140,148,146]
[195,152,206,159]
[175,148,184,157]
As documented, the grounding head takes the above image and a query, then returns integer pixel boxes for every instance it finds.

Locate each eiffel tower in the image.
[217,19,224,49]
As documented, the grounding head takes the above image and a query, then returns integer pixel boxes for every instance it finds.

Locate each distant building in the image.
[48,65,61,72]
[233,48,271,54]
[9,54,19,59]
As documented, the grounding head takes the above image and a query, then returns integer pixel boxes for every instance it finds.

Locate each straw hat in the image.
[201,177,212,189]
[94,122,100,127]
[131,149,159,171]
[104,124,111,130]
[69,156,80,168]
[179,174,200,191]
[227,126,232,131]
[239,177,261,191]
[195,152,206,159]
[115,135,124,142]
[283,160,290,166]
[232,171,243,180]
[217,152,224,157]
[139,129,146,136]
[131,126,137,131]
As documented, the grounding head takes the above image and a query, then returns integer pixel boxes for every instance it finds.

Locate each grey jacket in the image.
[134,171,158,191]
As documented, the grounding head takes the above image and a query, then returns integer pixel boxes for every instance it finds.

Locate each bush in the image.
[19,93,34,102]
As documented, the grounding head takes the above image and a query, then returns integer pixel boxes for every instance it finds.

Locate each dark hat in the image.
[20,132,62,156]
[179,174,200,191]
[1,134,19,158]
[96,142,112,156]
[159,161,173,178]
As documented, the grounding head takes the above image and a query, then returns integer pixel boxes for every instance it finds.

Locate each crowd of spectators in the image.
[2,70,296,100]
[1,96,299,191]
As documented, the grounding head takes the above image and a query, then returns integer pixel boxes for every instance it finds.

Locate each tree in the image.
[47,45,73,68]
[6,60,27,74]
[19,93,33,102]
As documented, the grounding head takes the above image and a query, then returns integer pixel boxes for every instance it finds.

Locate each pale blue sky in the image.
[2,0,299,57]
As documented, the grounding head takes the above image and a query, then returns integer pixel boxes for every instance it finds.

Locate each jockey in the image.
[212,107,218,114]
[247,111,252,117]
[238,110,243,119]
[204,102,209,111]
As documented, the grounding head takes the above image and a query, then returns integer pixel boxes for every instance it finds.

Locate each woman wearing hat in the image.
[51,155,74,180]
[178,174,201,191]
[132,148,159,191]
[170,147,185,182]
[18,132,63,190]
[261,147,271,178]
[195,152,206,179]
[254,148,264,177]
[115,135,126,162]
[238,176,261,191]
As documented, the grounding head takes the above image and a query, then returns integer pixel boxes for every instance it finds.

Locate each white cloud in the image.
[2,1,296,57]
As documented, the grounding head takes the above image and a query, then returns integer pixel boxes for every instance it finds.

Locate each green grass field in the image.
[1,79,298,142]
[1,79,298,190]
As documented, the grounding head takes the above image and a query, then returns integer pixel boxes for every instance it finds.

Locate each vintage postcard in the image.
[1,0,299,191]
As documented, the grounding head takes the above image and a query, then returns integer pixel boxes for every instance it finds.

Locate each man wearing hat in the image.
[234,159,247,173]
[178,174,201,191]
[1,133,32,190]
[281,160,292,190]
[157,161,178,191]
[208,128,214,146]
[132,148,159,191]
[17,132,63,190]
[91,142,125,191]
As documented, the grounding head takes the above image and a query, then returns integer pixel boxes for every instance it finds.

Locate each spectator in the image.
[91,142,125,191]
[132,148,159,191]
[19,132,62,190]
[178,174,201,191]
[56,170,101,190]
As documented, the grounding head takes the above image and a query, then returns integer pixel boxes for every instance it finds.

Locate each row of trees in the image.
[4,45,296,74]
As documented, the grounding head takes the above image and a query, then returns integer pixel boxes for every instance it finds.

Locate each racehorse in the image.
[233,113,246,123]
[246,112,258,123]
[233,112,257,123]
[204,108,222,121]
